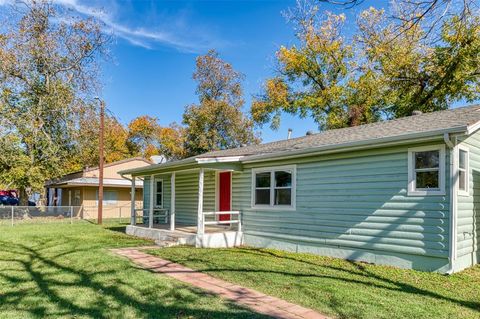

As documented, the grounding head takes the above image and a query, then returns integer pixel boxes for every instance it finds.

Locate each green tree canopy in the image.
[183,50,260,156]
[252,0,480,130]
[0,1,109,203]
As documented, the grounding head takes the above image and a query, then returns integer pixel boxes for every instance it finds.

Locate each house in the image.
[119,105,480,273]
[46,158,151,219]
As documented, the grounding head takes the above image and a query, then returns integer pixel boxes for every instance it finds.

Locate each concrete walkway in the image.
[111,247,329,319]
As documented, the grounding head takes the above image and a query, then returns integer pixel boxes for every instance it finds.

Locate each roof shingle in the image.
[199,105,480,158]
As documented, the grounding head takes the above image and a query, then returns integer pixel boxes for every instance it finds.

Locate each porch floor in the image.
[126,223,243,248]
[133,223,233,234]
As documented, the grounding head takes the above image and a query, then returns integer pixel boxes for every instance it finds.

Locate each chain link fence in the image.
[0,206,82,225]
[0,205,143,225]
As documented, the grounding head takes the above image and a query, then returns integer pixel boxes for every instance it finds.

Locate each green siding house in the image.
[119,105,480,273]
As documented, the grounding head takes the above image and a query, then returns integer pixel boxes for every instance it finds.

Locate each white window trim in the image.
[154,178,164,208]
[251,165,296,210]
[457,145,470,197]
[407,145,446,196]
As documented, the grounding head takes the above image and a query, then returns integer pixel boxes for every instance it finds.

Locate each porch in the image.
[125,166,244,248]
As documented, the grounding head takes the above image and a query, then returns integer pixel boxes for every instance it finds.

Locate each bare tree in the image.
[317,0,478,40]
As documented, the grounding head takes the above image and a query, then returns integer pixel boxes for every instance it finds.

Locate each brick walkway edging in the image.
[110,247,329,319]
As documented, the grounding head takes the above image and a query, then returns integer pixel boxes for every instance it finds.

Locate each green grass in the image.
[147,246,480,319]
[0,222,266,319]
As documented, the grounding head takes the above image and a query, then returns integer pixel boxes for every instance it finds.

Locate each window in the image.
[155,179,163,207]
[96,190,117,205]
[458,147,469,195]
[73,190,81,206]
[408,145,445,196]
[252,166,296,209]
[255,172,271,205]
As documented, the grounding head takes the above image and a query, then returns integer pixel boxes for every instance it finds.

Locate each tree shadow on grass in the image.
[104,225,128,234]
[157,246,480,315]
[0,240,267,319]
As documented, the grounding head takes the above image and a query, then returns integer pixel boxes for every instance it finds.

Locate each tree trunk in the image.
[19,187,28,206]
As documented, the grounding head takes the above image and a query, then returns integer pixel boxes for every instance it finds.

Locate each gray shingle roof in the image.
[199,105,480,159]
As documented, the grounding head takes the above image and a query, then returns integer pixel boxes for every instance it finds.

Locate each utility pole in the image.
[98,99,105,225]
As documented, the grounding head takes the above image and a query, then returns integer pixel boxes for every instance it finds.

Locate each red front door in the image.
[218,172,231,221]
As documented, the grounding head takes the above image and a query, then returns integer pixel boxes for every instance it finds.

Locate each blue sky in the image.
[3,0,380,142]
[67,0,381,142]
[98,0,385,142]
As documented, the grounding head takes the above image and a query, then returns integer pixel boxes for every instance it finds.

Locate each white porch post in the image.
[130,176,136,225]
[197,168,204,235]
[170,172,176,231]
[149,175,154,228]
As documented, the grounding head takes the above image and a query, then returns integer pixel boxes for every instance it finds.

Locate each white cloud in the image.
[2,0,226,53]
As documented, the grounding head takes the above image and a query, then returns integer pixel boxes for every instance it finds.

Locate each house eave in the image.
[466,119,480,135]
[119,158,198,176]
[119,126,470,175]
[45,180,144,188]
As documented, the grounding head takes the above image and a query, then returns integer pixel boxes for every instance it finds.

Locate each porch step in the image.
[157,232,194,246]
[154,239,180,248]
[154,232,193,247]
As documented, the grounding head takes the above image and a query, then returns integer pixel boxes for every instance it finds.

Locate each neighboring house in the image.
[120,105,480,273]
[46,158,151,219]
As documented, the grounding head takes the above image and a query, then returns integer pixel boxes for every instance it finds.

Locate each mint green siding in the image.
[143,171,216,225]
[142,174,171,222]
[234,142,451,271]
[139,140,459,272]
[456,132,480,270]
[174,171,216,225]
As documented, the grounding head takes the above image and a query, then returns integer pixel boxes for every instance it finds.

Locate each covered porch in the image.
[123,161,244,248]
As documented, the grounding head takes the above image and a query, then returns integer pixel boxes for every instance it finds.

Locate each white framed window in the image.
[458,146,469,196]
[96,190,118,205]
[251,165,296,209]
[154,179,163,208]
[408,145,446,196]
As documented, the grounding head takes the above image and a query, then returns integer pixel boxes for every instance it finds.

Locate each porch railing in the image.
[201,211,241,233]
[130,208,241,234]
[133,208,169,227]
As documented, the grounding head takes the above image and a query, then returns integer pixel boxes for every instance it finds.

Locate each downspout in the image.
[444,133,456,274]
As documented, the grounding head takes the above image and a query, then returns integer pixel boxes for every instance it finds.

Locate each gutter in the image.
[195,156,244,163]
[119,173,131,182]
[120,173,145,183]
[444,132,456,275]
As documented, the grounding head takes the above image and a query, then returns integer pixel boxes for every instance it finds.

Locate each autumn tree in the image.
[127,116,186,160]
[252,0,480,130]
[157,123,187,160]
[183,50,259,156]
[252,10,360,130]
[66,108,131,172]
[357,7,480,118]
[0,1,109,203]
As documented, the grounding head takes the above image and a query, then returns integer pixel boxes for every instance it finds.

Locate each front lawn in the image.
[148,246,480,319]
[0,222,265,319]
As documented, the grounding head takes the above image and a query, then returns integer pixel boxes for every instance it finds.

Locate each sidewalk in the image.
[111,247,329,319]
